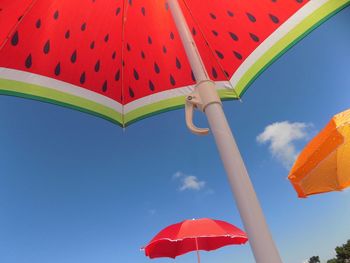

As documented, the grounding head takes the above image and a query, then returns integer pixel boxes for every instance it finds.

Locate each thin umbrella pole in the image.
[195,238,201,263]
[168,1,282,262]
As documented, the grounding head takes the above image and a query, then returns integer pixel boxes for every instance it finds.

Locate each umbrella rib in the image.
[0,0,39,51]
[335,149,341,189]
[296,147,340,195]
[180,0,240,99]
[291,128,345,183]
[120,0,129,128]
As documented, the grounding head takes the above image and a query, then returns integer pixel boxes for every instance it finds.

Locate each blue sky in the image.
[0,6,349,263]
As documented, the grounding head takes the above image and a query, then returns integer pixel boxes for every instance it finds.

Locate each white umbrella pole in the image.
[195,238,201,263]
[168,1,282,263]
[196,249,201,263]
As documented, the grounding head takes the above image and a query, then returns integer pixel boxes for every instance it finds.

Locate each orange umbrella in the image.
[288,109,350,198]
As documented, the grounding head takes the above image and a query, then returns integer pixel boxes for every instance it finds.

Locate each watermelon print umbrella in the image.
[1,0,348,126]
[143,218,248,263]
[0,0,349,262]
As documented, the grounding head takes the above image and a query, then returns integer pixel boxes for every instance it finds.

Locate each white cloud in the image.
[172,171,183,179]
[257,121,312,168]
[173,171,206,191]
[180,176,206,191]
[148,209,156,216]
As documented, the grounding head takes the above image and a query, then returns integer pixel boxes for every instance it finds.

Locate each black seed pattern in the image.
[233,51,243,60]
[65,30,70,39]
[296,0,303,3]
[115,70,120,81]
[191,70,196,82]
[112,51,116,59]
[209,13,217,19]
[80,72,86,84]
[81,22,87,31]
[11,31,19,46]
[54,63,61,76]
[215,50,224,59]
[104,34,109,42]
[229,32,239,41]
[176,57,181,69]
[116,7,121,16]
[43,40,50,54]
[170,75,176,86]
[162,45,167,54]
[212,67,218,79]
[141,51,145,59]
[129,87,135,97]
[227,10,234,17]
[25,54,32,68]
[90,41,95,49]
[249,33,260,42]
[247,12,256,22]
[149,80,155,91]
[53,10,59,20]
[102,81,108,92]
[192,27,197,36]
[154,62,160,74]
[127,43,131,51]
[95,60,100,72]
[212,30,218,36]
[141,7,146,16]
[133,69,139,80]
[170,32,174,40]
[71,50,77,63]
[148,36,152,44]
[269,14,279,23]
[36,19,41,28]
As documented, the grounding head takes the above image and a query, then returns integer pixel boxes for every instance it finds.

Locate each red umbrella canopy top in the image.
[143,218,248,259]
[0,0,348,126]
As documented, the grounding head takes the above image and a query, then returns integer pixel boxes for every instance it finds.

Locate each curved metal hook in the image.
[185,95,209,136]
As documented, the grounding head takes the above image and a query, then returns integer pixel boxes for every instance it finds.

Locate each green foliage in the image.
[327,240,350,263]
[309,256,320,263]
[309,240,350,263]
[335,240,350,262]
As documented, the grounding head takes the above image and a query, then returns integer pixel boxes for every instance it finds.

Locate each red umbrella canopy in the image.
[0,0,348,126]
[143,218,248,259]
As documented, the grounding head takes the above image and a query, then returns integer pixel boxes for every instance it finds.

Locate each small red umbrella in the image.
[143,218,248,263]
